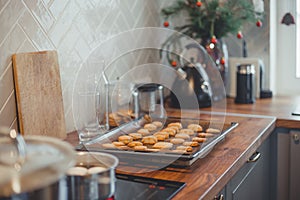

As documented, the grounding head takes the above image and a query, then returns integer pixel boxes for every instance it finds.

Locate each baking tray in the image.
[76,117,238,166]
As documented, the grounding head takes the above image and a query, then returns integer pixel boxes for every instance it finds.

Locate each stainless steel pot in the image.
[135,83,164,118]
[66,151,119,200]
[0,129,76,200]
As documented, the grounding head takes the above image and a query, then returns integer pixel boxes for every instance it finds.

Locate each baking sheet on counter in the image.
[76,116,238,167]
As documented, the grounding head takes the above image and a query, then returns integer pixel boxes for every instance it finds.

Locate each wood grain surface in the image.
[12,50,66,139]
[65,96,300,199]
[202,96,300,129]
[66,109,276,200]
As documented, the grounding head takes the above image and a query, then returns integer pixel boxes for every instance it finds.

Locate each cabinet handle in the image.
[214,194,224,200]
[247,151,261,163]
[293,134,299,143]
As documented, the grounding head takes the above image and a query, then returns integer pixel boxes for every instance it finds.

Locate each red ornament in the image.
[163,21,169,27]
[237,31,243,39]
[171,60,177,67]
[220,57,226,65]
[210,36,217,44]
[256,20,262,27]
[196,1,202,7]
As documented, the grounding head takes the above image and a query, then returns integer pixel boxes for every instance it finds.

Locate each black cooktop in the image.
[114,174,186,200]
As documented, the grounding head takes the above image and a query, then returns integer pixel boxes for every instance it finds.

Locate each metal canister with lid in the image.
[135,83,164,117]
[235,64,255,104]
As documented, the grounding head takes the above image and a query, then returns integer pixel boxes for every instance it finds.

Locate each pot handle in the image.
[0,127,27,166]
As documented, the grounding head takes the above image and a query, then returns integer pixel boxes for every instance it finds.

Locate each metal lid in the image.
[72,151,119,173]
[136,83,159,92]
[0,135,76,197]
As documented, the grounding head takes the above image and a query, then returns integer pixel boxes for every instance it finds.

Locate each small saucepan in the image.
[66,151,119,200]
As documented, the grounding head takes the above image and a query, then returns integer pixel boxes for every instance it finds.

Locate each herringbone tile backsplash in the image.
[0,0,269,134]
[0,0,172,133]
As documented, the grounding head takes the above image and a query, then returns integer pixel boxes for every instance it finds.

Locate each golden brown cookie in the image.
[153,142,173,149]
[198,133,214,138]
[166,126,180,133]
[175,133,190,140]
[143,114,152,122]
[179,128,195,135]
[176,145,193,152]
[108,113,121,123]
[192,137,207,143]
[133,145,148,151]
[127,141,143,148]
[117,146,131,150]
[154,131,169,139]
[108,118,118,127]
[182,141,199,147]
[128,133,142,140]
[144,123,157,131]
[102,143,117,149]
[112,141,125,146]
[167,122,182,129]
[137,128,150,136]
[142,136,158,145]
[153,134,165,141]
[170,138,185,145]
[152,121,163,128]
[206,128,221,134]
[162,128,177,136]
[187,124,203,132]
[118,135,133,145]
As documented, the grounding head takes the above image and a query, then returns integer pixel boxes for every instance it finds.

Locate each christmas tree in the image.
[162,0,264,41]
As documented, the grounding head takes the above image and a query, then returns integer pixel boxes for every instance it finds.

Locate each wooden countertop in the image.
[222,96,300,129]
[66,96,299,200]
[66,109,276,200]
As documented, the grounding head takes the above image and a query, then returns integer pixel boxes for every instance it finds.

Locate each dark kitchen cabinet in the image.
[216,134,273,200]
[276,128,300,200]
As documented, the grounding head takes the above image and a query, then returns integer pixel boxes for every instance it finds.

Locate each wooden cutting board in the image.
[12,50,66,139]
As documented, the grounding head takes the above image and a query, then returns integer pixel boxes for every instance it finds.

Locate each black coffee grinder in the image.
[235,64,255,104]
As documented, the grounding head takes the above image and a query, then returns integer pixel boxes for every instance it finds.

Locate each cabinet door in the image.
[289,130,300,200]
[277,129,300,200]
[226,137,271,200]
[277,131,290,200]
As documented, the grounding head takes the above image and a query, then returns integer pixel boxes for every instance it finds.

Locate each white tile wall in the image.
[0,0,164,133]
[0,64,14,111]
[0,0,269,134]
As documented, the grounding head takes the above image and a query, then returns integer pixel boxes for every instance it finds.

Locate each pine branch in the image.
[161,0,264,39]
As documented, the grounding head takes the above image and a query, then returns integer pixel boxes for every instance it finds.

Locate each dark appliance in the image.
[169,58,212,109]
[235,64,255,104]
